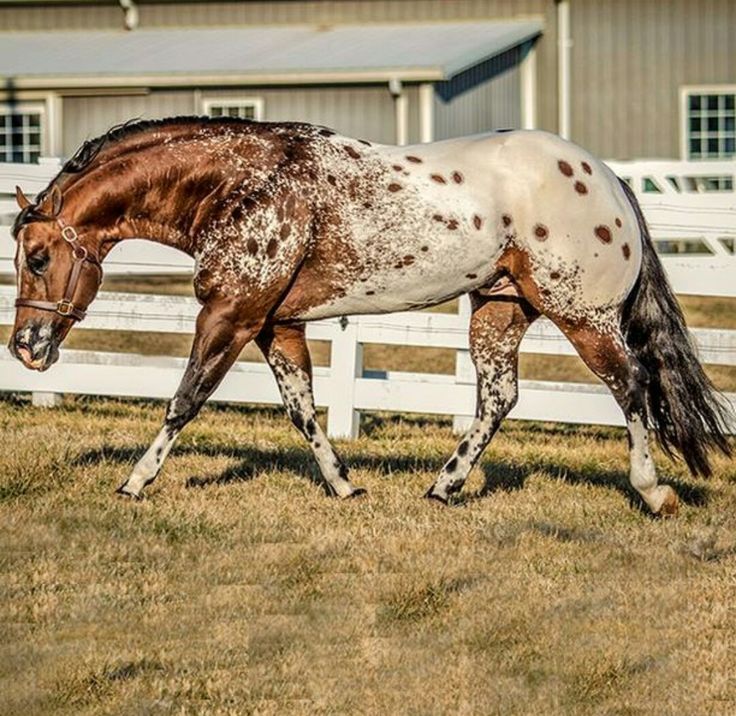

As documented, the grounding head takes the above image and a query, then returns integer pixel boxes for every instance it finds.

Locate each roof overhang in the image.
[0,19,543,90]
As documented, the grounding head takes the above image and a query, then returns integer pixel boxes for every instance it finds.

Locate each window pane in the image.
[689,138,701,155]
[689,95,701,110]
[707,95,718,110]
[725,137,735,155]
[707,138,719,153]
[726,95,735,110]
[707,116,719,132]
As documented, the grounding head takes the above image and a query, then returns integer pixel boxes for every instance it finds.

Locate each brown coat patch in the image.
[621,243,631,259]
[615,217,622,228]
[594,225,612,243]
[502,214,512,227]
[574,181,588,195]
[266,238,278,258]
[430,174,446,184]
[534,224,549,240]
[406,155,422,163]
[558,160,573,177]
[388,183,402,192]
[581,161,592,175]
[446,219,459,230]
[473,215,482,230]
[451,171,464,184]
[246,238,258,255]
[343,145,361,160]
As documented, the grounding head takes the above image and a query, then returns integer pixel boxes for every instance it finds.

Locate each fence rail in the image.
[1,157,735,436]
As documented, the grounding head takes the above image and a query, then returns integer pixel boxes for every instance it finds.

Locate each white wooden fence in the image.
[1,157,734,437]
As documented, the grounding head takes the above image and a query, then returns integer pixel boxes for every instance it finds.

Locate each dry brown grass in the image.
[1,394,735,715]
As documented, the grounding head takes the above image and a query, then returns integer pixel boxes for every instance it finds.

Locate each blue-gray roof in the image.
[0,20,543,87]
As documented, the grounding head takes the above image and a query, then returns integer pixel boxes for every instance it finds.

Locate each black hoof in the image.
[116,484,142,501]
[424,488,448,505]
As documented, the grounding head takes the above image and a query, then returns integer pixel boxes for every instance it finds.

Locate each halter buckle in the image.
[56,299,75,316]
[61,225,79,243]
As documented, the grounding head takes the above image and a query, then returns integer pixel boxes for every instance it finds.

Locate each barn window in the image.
[0,103,45,163]
[202,98,264,121]
[683,88,736,160]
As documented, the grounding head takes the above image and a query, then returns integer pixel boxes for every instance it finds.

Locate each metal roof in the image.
[0,20,543,88]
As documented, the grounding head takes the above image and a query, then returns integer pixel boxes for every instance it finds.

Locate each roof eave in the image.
[1,67,448,90]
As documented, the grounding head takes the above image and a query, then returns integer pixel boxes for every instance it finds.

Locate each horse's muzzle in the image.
[9,322,61,372]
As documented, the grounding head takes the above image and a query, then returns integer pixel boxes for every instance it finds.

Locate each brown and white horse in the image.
[9,118,731,514]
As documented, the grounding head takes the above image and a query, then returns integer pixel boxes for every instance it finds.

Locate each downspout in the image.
[557,0,571,139]
[119,0,139,31]
[389,78,408,146]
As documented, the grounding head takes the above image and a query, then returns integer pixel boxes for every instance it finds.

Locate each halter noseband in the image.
[15,218,102,322]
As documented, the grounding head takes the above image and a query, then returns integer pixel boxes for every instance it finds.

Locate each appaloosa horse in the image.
[9,118,731,514]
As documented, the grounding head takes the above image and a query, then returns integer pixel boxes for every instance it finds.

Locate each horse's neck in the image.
[71,129,284,259]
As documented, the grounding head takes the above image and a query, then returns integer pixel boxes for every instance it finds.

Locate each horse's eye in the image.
[27,252,49,276]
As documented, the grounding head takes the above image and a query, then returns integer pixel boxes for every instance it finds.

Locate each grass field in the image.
[1,276,735,714]
[1,397,735,715]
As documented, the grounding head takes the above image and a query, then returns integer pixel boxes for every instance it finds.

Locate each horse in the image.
[9,117,732,515]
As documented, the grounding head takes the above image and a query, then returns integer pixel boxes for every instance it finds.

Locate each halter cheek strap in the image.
[15,219,102,322]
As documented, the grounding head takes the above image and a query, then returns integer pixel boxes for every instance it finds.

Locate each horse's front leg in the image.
[257,322,365,498]
[118,297,262,498]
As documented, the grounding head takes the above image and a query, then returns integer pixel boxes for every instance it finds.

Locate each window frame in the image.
[680,84,736,160]
[201,97,265,122]
[0,100,48,164]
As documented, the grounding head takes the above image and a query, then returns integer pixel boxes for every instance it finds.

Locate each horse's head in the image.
[9,185,103,371]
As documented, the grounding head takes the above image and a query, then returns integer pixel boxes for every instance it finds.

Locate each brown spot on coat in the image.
[318,128,335,137]
[466,273,477,279]
[366,290,375,295]
[327,174,337,186]
[359,139,372,146]
[558,160,574,177]
[473,214,482,230]
[420,246,429,252]
[363,201,372,209]
[550,271,561,280]
[246,238,258,255]
[581,161,592,175]
[615,217,622,228]
[432,214,444,222]
[430,174,446,184]
[502,214,512,227]
[534,224,549,240]
[622,243,631,260]
[343,145,361,160]
[280,223,291,240]
[451,171,464,184]
[574,181,588,195]
[392,164,403,172]
[403,255,415,265]
[266,238,278,258]
[594,225,612,243]
[406,155,422,163]
[388,183,402,192]
[446,219,459,230]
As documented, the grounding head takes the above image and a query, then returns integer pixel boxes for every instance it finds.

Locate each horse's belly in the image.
[296,229,504,320]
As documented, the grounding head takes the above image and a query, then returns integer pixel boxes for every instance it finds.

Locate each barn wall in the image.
[570,0,736,159]
[433,46,522,141]
[61,85,401,156]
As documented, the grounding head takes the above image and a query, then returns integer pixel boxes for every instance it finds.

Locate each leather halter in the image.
[15,218,102,322]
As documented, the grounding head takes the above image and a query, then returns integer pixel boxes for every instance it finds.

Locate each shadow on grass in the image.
[72,436,709,512]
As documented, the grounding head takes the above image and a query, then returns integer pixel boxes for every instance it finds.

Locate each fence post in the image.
[326,316,363,439]
[453,295,474,433]
[31,391,63,408]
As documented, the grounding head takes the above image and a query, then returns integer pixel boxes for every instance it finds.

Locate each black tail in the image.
[620,180,732,476]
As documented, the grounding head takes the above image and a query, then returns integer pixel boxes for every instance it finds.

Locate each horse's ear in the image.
[15,186,32,210]
[36,185,63,217]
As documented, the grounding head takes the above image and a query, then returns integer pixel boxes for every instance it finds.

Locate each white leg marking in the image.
[120,427,179,497]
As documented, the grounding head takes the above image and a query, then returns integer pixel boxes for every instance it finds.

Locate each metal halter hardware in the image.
[15,218,101,322]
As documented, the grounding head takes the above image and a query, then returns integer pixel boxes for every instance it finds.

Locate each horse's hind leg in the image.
[257,323,365,498]
[425,291,539,503]
[559,318,678,516]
